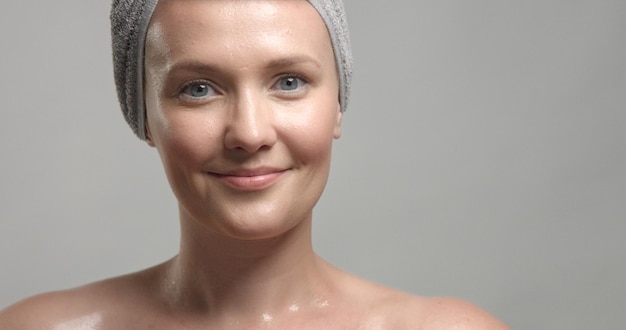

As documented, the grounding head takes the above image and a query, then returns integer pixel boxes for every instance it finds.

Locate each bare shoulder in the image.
[0,287,105,330]
[0,267,162,330]
[340,275,509,329]
[327,265,508,329]
[409,296,511,329]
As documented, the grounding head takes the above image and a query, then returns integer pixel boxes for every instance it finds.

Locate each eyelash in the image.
[272,74,310,96]
[176,73,310,103]
[178,79,219,103]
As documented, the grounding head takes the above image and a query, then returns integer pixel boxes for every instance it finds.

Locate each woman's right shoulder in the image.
[0,288,99,330]
[0,267,162,330]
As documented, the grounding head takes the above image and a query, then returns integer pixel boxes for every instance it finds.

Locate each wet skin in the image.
[0,1,510,329]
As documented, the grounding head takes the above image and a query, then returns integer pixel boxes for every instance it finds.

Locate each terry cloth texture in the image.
[111,0,353,140]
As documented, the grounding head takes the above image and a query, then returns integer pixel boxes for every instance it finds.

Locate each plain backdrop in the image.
[1,1,625,328]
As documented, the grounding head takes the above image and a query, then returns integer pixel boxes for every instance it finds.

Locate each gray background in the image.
[1,1,624,328]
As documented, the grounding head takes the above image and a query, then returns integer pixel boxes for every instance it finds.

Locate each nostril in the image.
[223,92,278,152]
[223,118,278,153]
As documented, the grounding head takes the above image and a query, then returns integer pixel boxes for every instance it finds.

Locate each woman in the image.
[0,0,509,328]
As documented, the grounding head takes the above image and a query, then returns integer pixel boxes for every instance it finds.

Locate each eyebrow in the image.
[264,55,322,70]
[166,55,322,75]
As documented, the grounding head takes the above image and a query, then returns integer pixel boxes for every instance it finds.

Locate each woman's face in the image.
[144,0,342,239]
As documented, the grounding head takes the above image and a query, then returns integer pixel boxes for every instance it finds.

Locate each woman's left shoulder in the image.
[327,265,510,329]
[374,291,511,329]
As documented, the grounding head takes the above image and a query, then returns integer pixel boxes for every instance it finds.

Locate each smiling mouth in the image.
[207,168,288,191]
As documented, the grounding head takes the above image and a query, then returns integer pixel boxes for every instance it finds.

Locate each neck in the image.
[161,208,332,320]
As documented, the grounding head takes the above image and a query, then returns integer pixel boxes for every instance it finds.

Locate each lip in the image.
[207,167,288,191]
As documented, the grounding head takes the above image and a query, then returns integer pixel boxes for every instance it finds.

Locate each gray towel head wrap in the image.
[111,0,353,140]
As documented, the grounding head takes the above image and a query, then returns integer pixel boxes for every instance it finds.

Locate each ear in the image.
[333,105,343,139]
[145,120,155,147]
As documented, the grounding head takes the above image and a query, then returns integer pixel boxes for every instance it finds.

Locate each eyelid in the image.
[271,73,310,95]
[277,73,308,83]
[178,79,220,102]
[179,79,215,93]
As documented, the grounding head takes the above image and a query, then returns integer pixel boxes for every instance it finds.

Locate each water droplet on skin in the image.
[315,298,329,308]
[53,313,102,330]
[262,313,273,322]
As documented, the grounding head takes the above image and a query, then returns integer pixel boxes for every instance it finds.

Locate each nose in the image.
[223,90,277,153]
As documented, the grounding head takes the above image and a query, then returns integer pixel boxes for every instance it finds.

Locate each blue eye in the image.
[181,82,216,99]
[277,76,306,91]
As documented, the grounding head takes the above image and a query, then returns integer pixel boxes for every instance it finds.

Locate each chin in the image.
[180,200,314,241]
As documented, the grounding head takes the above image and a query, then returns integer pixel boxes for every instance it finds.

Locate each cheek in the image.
[151,110,222,170]
[283,103,338,165]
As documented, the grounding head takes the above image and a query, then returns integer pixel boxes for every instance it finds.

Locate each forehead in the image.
[145,0,334,68]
